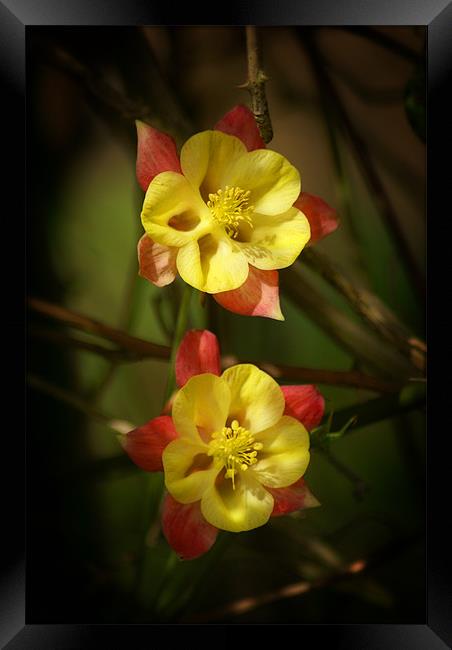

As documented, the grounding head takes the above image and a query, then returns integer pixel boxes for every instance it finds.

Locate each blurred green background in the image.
[27,26,425,623]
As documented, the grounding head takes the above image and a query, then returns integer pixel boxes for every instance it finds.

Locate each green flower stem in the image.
[159,531,233,621]
[133,473,164,604]
[164,284,193,403]
[131,285,192,606]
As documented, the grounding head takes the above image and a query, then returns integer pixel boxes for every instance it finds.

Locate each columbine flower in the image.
[120,329,324,560]
[136,105,339,320]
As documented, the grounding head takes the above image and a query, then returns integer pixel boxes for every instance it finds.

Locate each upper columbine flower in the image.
[136,105,339,320]
[120,329,325,559]
[140,128,309,296]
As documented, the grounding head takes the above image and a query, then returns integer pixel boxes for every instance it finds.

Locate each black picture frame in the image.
[2,0,449,646]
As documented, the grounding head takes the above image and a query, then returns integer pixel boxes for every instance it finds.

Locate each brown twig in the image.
[27,374,134,434]
[300,30,425,300]
[29,325,128,362]
[281,264,416,381]
[185,563,363,622]
[222,356,402,394]
[183,531,421,622]
[244,26,273,143]
[29,298,402,393]
[28,297,170,360]
[302,248,426,373]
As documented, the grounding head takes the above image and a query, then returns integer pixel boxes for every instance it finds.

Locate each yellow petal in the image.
[251,415,310,488]
[221,364,285,434]
[172,373,231,443]
[223,149,301,216]
[200,471,274,532]
[162,438,218,504]
[180,130,247,197]
[141,171,211,247]
[238,207,311,270]
[176,233,249,293]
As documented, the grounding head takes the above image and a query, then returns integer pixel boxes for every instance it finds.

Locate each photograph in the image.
[25,24,428,628]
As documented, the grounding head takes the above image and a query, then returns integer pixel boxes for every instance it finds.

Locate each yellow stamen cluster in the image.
[207,186,254,239]
[208,419,263,489]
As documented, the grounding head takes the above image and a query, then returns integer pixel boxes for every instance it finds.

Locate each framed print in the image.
[1,0,449,647]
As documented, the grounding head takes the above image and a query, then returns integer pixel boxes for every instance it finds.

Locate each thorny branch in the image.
[243,26,273,143]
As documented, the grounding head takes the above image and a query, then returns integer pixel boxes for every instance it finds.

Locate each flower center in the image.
[207,419,263,489]
[207,186,254,239]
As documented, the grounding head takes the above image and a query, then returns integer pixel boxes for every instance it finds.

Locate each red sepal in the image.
[161,494,218,560]
[295,192,339,245]
[215,104,265,151]
[281,385,325,431]
[119,415,178,472]
[137,235,177,287]
[136,120,181,192]
[175,329,221,387]
[269,478,320,517]
[213,266,283,321]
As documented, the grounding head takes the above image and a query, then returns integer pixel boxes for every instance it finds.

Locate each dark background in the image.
[27,26,426,624]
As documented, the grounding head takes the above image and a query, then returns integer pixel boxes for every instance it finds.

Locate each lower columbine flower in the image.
[136,105,339,321]
[120,329,324,560]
